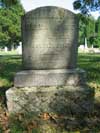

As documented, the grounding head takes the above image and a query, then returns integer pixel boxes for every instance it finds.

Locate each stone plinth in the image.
[6,86,94,115]
[14,69,86,87]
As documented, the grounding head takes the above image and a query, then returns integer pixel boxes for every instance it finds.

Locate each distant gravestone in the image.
[17,42,22,54]
[4,47,8,52]
[79,45,84,49]
[6,6,94,117]
[85,37,88,49]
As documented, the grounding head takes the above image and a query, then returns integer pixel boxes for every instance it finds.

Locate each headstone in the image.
[6,6,94,117]
[85,37,88,49]
[92,45,93,48]
[14,6,83,87]
[78,45,85,53]
[17,42,22,54]
[22,7,78,70]
[79,45,84,50]
[4,47,8,52]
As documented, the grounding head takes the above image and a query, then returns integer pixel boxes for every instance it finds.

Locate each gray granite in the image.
[6,6,94,116]
[6,86,94,115]
[22,6,78,69]
[14,68,86,87]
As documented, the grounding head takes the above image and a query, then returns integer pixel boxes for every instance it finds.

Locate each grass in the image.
[78,53,100,85]
[0,54,22,88]
[0,52,100,132]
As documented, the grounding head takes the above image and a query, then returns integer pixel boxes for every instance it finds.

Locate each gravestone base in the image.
[6,85,94,116]
[14,69,86,87]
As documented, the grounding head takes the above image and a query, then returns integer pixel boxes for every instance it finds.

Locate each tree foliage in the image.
[73,0,100,14]
[73,0,100,47]
[95,17,100,47]
[0,2,24,49]
[78,14,100,47]
[0,0,19,7]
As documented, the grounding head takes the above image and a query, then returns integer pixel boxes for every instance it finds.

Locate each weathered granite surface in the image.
[6,86,94,115]
[6,6,94,116]
[14,68,86,87]
[22,6,78,69]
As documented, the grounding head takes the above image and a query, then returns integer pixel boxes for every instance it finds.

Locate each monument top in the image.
[24,6,76,16]
[22,6,78,70]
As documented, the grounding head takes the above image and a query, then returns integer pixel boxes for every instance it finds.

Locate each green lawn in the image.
[0,54,22,88]
[78,53,100,85]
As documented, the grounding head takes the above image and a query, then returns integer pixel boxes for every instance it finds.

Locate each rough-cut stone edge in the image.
[14,68,86,87]
[6,85,94,115]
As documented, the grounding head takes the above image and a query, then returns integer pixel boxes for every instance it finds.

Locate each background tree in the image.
[0,0,24,49]
[78,14,97,47]
[86,16,96,47]
[95,17,100,47]
[78,14,88,45]
[73,0,100,14]
[74,0,100,48]
[0,0,19,7]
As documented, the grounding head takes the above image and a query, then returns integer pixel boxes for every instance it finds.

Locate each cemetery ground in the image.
[0,53,100,132]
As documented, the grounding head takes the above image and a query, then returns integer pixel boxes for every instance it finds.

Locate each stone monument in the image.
[6,6,94,116]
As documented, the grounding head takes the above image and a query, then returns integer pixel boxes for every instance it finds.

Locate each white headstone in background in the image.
[85,37,88,49]
[4,47,8,52]
[17,42,22,54]
[79,45,84,50]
